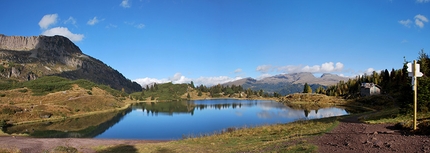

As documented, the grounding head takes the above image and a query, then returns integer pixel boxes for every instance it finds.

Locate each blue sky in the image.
[1,0,429,86]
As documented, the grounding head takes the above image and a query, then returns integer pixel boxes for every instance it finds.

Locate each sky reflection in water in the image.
[95,99,347,140]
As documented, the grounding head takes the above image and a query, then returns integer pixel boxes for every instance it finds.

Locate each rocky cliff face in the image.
[0,34,141,93]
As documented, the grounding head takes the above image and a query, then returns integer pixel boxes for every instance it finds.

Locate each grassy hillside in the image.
[0,76,128,124]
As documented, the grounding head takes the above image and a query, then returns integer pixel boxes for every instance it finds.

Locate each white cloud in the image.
[87,17,103,25]
[135,23,145,29]
[401,39,408,43]
[365,68,375,74]
[120,0,131,8]
[133,73,242,87]
[169,73,191,84]
[414,14,428,28]
[398,19,411,28]
[234,68,242,73]
[276,62,344,73]
[133,77,169,87]
[64,16,77,26]
[194,76,242,86]
[416,0,430,3]
[125,21,145,29]
[257,73,272,80]
[41,27,84,42]
[256,65,273,73]
[106,24,118,29]
[39,14,58,29]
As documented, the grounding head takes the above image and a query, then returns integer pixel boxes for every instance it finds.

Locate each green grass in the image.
[362,107,430,124]
[0,76,124,96]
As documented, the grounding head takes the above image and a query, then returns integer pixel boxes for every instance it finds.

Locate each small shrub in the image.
[0,93,5,97]
[18,89,28,93]
[87,91,92,95]
[418,120,430,134]
[1,107,21,115]
[0,119,7,127]
[53,146,78,153]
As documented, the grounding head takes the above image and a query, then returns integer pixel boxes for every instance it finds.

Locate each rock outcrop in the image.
[0,34,141,93]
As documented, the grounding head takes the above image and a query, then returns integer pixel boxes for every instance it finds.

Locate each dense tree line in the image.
[324,50,430,114]
[193,83,282,98]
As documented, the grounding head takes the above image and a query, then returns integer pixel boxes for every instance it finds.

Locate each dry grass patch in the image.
[0,85,126,124]
[130,117,339,153]
[283,93,345,104]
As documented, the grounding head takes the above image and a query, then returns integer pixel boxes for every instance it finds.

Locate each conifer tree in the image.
[303,83,312,93]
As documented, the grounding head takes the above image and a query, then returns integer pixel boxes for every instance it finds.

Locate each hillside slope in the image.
[0,34,141,93]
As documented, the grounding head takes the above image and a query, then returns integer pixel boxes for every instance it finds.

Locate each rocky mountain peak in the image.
[0,34,82,54]
[0,34,141,93]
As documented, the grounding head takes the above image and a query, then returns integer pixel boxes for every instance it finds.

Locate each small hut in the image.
[360,83,381,97]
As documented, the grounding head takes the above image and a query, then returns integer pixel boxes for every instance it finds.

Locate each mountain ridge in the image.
[0,34,141,93]
[223,72,349,95]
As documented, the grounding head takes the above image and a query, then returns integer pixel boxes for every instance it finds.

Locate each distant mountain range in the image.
[223,72,349,95]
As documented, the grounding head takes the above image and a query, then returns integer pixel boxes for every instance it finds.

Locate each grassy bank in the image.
[95,117,340,153]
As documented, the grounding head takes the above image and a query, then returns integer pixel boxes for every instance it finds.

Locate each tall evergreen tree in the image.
[190,81,195,88]
[303,83,312,93]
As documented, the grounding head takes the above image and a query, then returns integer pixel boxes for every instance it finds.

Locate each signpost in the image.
[407,60,423,130]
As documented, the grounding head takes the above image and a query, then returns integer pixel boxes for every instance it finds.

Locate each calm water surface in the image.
[95,99,348,140]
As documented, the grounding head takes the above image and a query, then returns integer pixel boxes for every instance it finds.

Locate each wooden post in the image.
[413,60,417,130]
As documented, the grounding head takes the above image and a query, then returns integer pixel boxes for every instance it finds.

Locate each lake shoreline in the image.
[3,96,348,138]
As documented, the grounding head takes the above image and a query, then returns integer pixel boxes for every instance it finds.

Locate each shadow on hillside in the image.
[96,144,138,153]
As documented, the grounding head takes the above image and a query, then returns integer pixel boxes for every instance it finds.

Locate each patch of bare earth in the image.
[312,115,430,153]
[0,136,167,153]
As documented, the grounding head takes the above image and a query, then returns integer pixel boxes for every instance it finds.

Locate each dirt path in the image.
[312,115,430,153]
[0,136,167,153]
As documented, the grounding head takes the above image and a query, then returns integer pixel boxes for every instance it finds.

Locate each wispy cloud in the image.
[234,68,242,73]
[41,27,84,42]
[400,14,428,29]
[64,16,77,27]
[256,62,344,74]
[87,17,103,25]
[414,14,428,28]
[416,0,430,3]
[135,23,145,29]
[106,24,118,29]
[125,21,145,29]
[120,0,131,8]
[398,19,411,28]
[256,65,273,73]
[133,73,242,86]
[39,14,58,29]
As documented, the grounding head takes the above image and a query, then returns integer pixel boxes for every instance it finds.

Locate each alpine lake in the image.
[3,99,356,140]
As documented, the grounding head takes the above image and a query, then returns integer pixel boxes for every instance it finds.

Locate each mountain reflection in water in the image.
[3,99,350,139]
